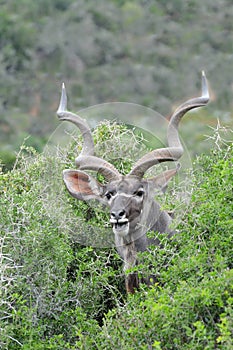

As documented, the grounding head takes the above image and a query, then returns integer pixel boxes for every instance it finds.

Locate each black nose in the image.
[110,209,126,221]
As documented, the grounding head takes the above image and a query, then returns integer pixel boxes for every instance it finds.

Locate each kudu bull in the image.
[57,72,209,293]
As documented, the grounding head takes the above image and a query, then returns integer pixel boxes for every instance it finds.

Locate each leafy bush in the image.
[94,135,233,349]
[0,123,232,349]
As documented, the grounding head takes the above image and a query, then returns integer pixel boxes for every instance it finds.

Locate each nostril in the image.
[110,210,126,220]
[119,210,125,218]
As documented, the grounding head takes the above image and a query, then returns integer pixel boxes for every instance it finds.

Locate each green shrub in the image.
[93,142,233,349]
[0,123,232,349]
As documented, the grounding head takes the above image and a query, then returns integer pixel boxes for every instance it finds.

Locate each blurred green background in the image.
[0,0,232,170]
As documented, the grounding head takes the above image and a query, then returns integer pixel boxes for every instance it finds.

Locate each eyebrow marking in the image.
[116,193,133,198]
[114,191,144,199]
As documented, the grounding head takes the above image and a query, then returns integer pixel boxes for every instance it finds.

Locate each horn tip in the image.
[57,82,67,116]
[201,70,209,101]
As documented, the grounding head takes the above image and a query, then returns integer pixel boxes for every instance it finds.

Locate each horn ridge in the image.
[57,83,121,181]
[129,71,209,178]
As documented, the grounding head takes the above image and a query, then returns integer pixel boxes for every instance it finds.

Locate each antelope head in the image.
[57,72,209,292]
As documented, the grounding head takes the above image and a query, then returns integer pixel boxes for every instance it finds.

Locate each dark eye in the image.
[105,192,113,200]
[135,189,144,197]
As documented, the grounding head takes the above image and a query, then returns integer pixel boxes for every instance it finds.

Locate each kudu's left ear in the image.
[63,169,105,203]
[147,164,180,193]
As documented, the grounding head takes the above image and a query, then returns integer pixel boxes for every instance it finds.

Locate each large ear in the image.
[147,164,180,193]
[63,169,105,203]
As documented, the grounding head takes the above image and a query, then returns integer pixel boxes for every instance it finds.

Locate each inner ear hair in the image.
[62,169,103,201]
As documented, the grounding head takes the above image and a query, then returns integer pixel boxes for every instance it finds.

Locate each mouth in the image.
[110,218,129,236]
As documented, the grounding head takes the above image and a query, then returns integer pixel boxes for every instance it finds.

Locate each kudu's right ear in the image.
[63,169,106,203]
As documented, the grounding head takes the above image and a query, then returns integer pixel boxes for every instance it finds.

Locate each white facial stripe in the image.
[106,193,132,204]
[114,191,144,198]
[116,193,133,198]
[106,189,145,204]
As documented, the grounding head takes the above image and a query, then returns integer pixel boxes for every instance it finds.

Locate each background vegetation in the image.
[0,0,233,169]
[0,0,232,349]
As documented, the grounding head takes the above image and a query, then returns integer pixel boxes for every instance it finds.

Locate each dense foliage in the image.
[0,0,233,168]
[0,123,232,349]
